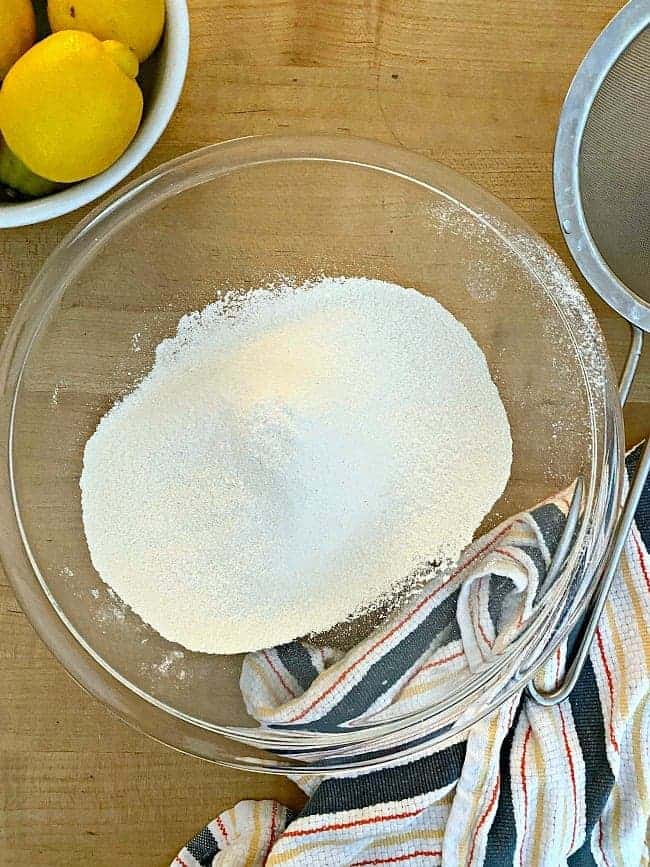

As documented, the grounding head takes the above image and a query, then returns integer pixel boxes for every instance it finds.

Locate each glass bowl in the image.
[0,135,623,772]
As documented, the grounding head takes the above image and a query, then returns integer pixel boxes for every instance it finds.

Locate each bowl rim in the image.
[0,134,625,771]
[0,0,190,229]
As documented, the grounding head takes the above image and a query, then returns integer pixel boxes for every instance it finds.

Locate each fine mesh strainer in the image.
[530,0,650,704]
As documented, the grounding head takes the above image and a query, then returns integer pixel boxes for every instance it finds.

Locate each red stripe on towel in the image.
[467,776,500,865]
[595,627,620,754]
[559,706,578,850]
[351,851,442,865]
[262,649,297,698]
[283,808,424,838]
[519,724,533,867]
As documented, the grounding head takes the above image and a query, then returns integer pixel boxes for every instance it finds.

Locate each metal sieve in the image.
[529,0,650,704]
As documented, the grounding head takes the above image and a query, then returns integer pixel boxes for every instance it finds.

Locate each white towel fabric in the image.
[174,448,650,866]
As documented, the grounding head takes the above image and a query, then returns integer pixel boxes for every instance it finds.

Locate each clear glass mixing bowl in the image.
[0,135,623,772]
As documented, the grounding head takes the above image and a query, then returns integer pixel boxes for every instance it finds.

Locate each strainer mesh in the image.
[579,25,650,302]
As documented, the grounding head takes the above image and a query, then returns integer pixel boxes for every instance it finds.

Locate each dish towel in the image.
[173,447,650,867]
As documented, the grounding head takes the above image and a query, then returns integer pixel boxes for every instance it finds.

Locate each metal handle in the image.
[528,325,647,705]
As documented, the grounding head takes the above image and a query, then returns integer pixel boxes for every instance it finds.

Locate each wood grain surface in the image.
[1,1,646,864]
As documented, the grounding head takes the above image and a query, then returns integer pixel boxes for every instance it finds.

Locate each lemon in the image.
[0,0,36,78]
[48,0,165,62]
[101,38,140,79]
[0,30,142,184]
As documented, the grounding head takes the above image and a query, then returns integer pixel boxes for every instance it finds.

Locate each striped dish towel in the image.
[174,448,650,867]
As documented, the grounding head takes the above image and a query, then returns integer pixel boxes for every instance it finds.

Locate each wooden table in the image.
[2,1,647,863]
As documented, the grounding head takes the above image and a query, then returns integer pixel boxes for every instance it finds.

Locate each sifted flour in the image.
[80,276,512,654]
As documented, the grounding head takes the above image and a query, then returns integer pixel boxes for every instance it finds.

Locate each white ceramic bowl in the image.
[0,0,190,229]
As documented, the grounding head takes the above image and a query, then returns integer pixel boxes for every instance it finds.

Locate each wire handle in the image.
[528,325,647,705]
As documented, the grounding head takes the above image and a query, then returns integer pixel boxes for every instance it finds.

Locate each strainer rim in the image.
[554,0,650,330]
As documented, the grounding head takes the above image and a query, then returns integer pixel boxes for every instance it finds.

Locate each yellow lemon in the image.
[0,0,36,78]
[0,30,142,183]
[48,0,165,62]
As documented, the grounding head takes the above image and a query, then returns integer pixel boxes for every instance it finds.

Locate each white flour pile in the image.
[80,276,512,654]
